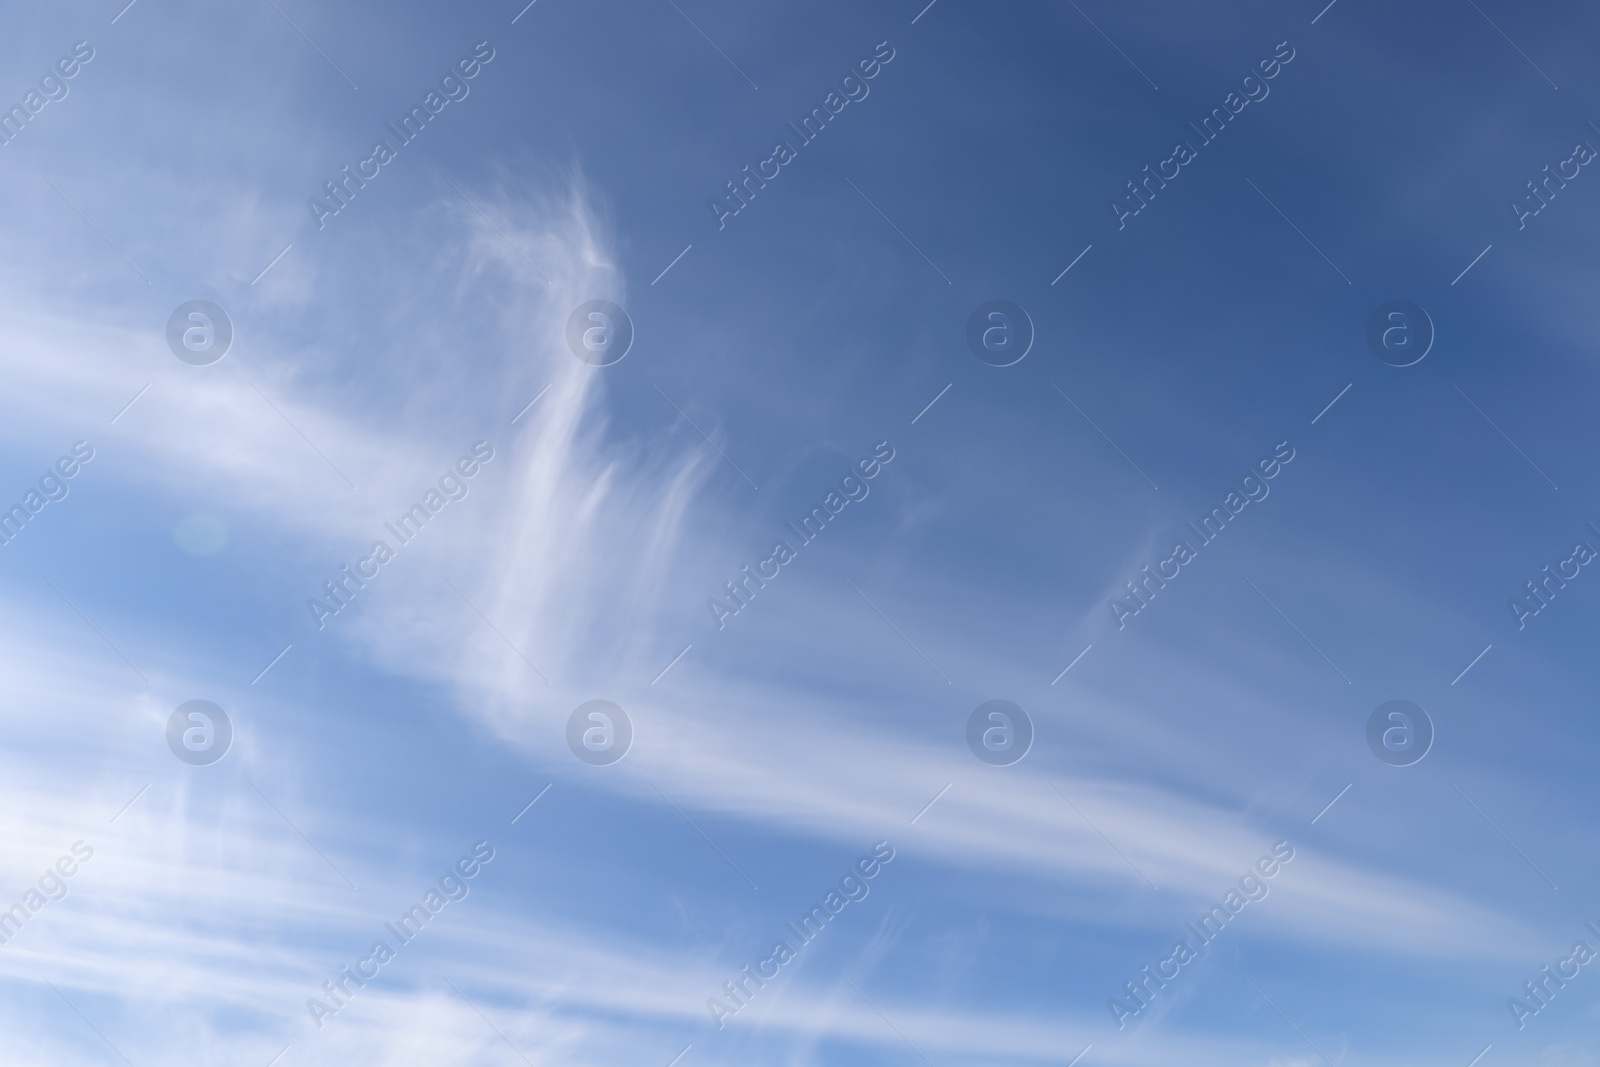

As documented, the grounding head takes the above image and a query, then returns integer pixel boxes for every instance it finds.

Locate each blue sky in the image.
[0,0,1599,1064]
